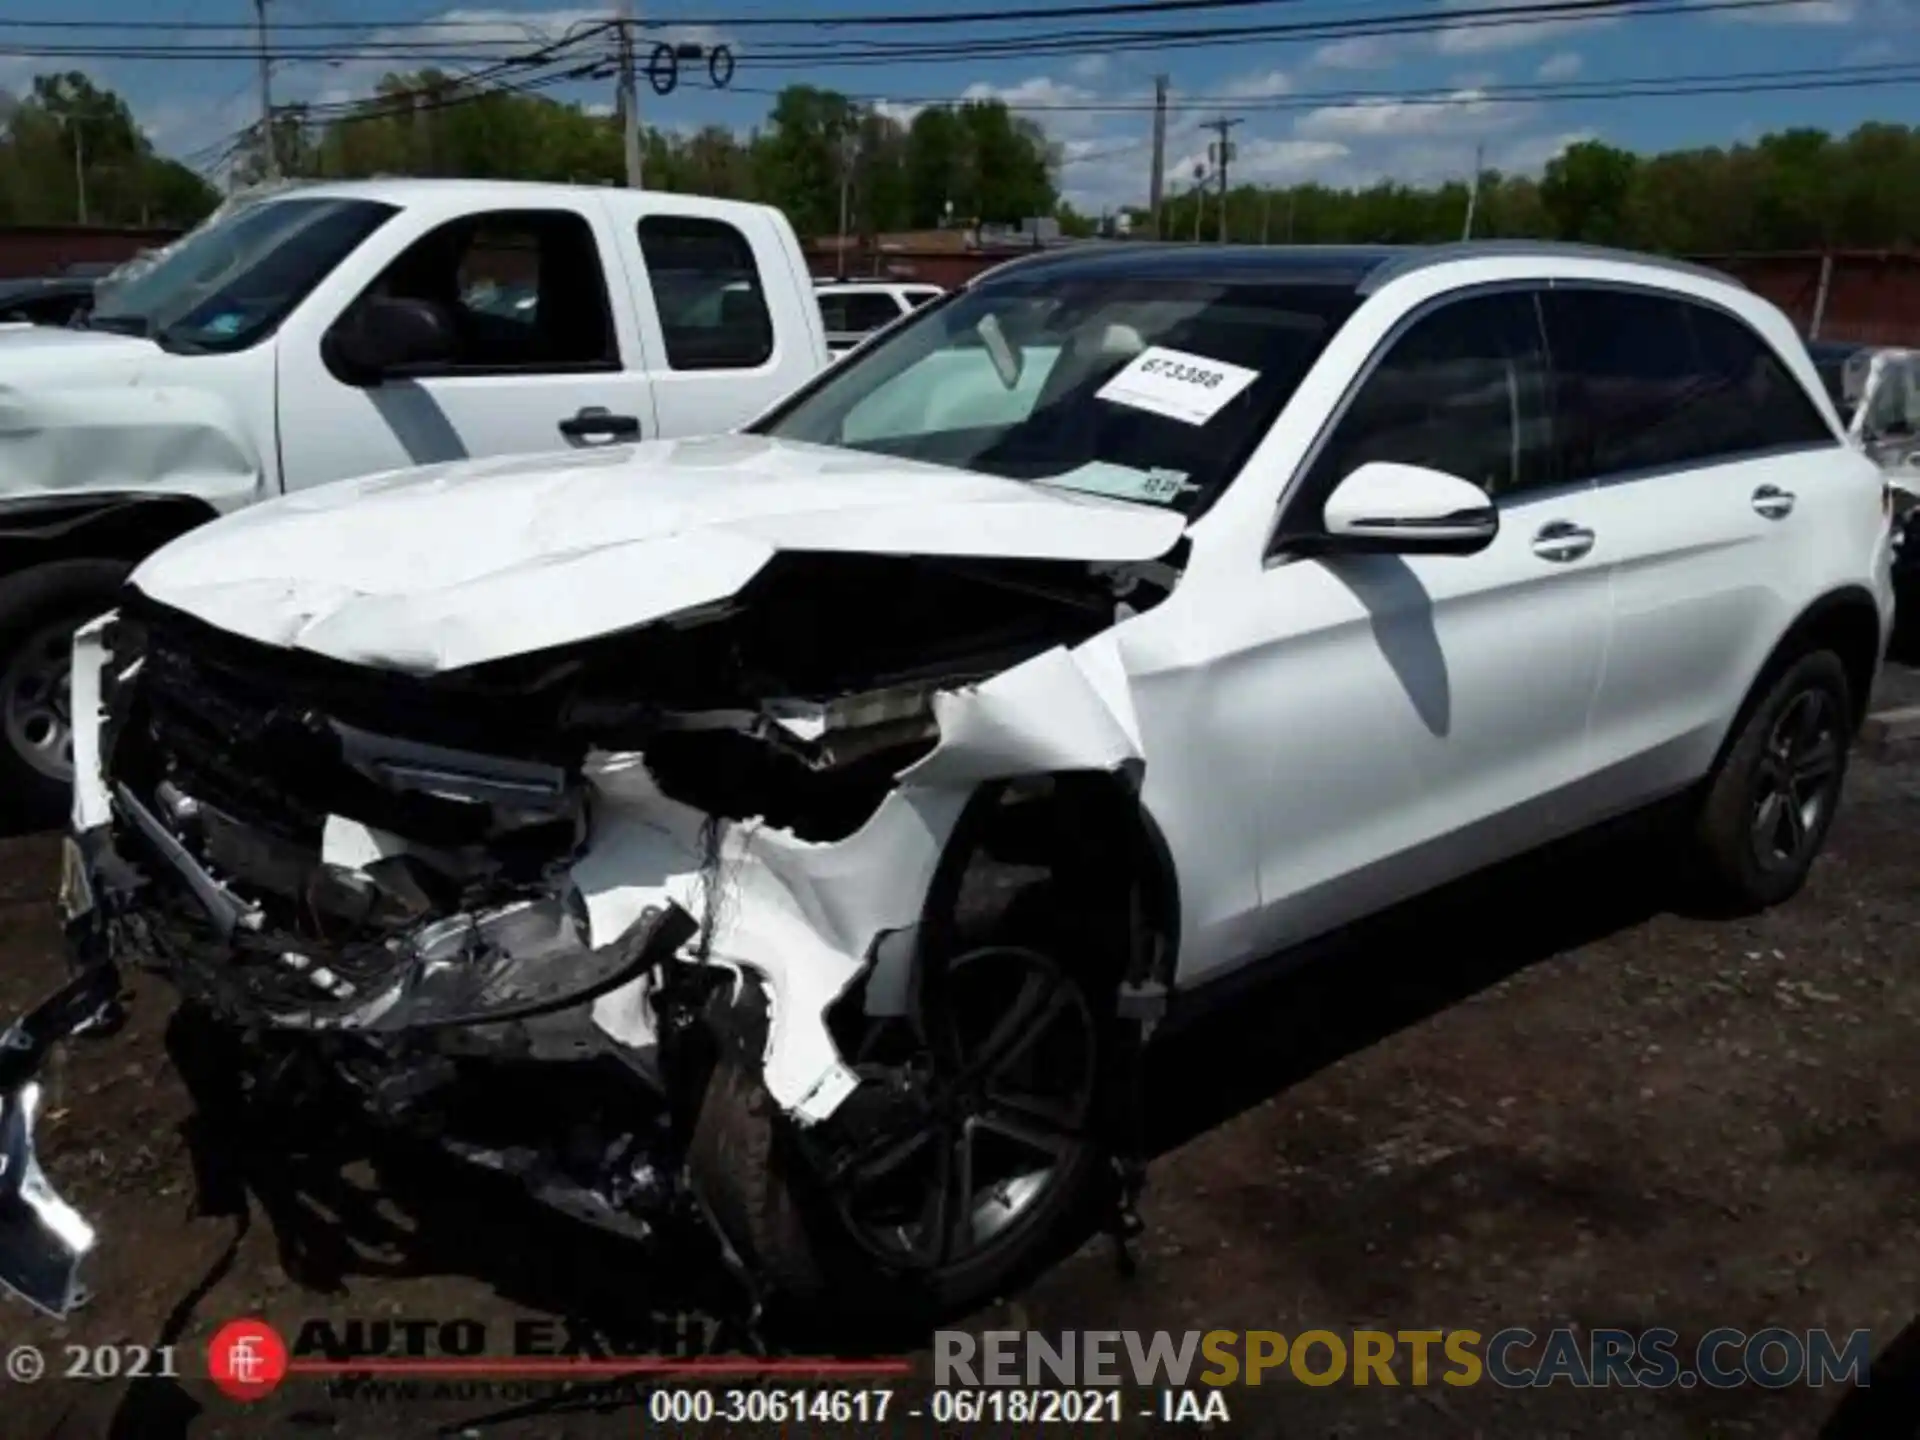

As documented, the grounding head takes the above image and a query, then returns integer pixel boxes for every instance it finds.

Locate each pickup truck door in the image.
[273,196,654,490]
[596,194,831,438]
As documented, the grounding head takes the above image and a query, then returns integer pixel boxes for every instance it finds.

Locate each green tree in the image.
[1540,140,1640,244]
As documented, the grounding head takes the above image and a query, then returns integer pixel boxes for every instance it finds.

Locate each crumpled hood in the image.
[132,434,1187,673]
[0,330,264,510]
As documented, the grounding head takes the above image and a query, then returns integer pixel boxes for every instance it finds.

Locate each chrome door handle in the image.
[1531,520,1595,563]
[1752,484,1796,520]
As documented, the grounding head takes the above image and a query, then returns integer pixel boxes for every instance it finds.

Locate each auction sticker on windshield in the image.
[1096,346,1260,426]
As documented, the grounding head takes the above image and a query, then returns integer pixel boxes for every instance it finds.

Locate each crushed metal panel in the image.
[68,613,113,833]
[0,379,264,510]
[578,639,1150,1125]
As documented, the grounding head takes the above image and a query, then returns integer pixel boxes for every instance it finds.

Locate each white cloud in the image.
[1847,36,1899,59]
[872,99,927,127]
[1295,88,1522,141]
[1433,0,1622,54]
[1172,135,1350,185]
[1535,50,1583,80]
[1220,69,1293,101]
[1491,129,1596,174]
[1309,36,1402,70]
[299,8,728,112]
[1069,54,1111,82]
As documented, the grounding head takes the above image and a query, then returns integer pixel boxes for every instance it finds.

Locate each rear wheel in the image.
[0,559,129,827]
[688,939,1112,1333]
[1687,649,1853,911]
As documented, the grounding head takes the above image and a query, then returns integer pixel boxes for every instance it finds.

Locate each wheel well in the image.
[919,771,1182,992]
[1772,588,1885,732]
[0,493,221,575]
[1715,588,1885,768]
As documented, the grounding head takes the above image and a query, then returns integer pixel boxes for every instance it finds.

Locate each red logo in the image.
[207,1318,289,1401]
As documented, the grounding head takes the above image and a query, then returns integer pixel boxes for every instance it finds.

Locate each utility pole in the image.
[254,0,278,180]
[1147,74,1169,239]
[618,0,643,187]
[1191,163,1205,242]
[836,117,859,278]
[1204,116,1241,244]
[72,127,85,223]
[1461,140,1485,240]
[1260,188,1271,244]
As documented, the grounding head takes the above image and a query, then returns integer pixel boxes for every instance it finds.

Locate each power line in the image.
[764,59,1920,113]
[0,0,1826,65]
[701,0,1823,67]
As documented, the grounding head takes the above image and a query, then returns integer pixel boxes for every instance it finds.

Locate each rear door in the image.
[1542,285,1846,811]
[602,201,827,437]
[277,200,652,488]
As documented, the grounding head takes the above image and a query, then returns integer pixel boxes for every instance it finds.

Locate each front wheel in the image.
[1686,649,1853,912]
[0,559,130,827]
[687,942,1113,1333]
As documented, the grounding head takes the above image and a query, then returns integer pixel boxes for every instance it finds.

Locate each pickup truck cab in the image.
[0,178,829,817]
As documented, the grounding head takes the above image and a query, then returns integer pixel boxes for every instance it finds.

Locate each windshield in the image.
[757,272,1360,516]
[89,197,396,353]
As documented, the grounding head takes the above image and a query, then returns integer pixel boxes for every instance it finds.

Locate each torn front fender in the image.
[0,964,120,1318]
[580,639,1148,1126]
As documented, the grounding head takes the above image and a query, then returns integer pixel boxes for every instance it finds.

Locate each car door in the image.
[276,203,651,490]
[1204,288,1611,969]
[1540,286,1846,811]
[616,210,815,438]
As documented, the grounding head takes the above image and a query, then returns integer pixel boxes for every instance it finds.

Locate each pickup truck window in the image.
[358,209,618,373]
[637,215,773,371]
[87,197,396,353]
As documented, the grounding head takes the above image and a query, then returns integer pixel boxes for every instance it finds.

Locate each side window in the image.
[361,209,616,372]
[1308,290,1555,503]
[637,215,774,371]
[817,292,851,332]
[905,290,940,310]
[1542,288,1832,482]
[844,292,905,333]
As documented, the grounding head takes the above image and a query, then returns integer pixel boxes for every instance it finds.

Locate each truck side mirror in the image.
[324,295,456,386]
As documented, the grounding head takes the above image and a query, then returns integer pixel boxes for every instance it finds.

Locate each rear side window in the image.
[637,215,773,371]
[818,291,902,334]
[1542,289,1833,482]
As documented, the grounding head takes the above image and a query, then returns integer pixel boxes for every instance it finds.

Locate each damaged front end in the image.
[14,544,1172,1313]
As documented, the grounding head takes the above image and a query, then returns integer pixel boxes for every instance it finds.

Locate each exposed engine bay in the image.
[14,541,1184,1323]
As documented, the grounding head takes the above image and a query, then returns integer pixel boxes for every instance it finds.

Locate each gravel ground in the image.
[0,669,1914,1438]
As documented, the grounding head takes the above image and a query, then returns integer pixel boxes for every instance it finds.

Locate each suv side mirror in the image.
[1318,461,1499,556]
[324,295,455,386]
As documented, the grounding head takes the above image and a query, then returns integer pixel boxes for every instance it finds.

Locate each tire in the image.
[0,558,130,828]
[687,933,1115,1336]
[1687,648,1853,913]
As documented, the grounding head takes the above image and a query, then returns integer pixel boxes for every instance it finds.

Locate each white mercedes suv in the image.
[6,241,1898,1332]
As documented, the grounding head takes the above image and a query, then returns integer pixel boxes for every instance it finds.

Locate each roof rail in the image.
[1358,240,1744,294]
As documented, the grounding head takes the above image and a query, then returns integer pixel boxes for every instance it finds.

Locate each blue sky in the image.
[2,0,1913,207]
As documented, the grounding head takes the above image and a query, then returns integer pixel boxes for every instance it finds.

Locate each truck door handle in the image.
[1751,484,1796,520]
[1531,520,1595,563]
[558,407,640,442]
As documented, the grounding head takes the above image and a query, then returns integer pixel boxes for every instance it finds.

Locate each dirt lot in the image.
[0,669,1916,1438]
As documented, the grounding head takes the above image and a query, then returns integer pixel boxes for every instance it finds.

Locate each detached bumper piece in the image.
[0,965,120,1317]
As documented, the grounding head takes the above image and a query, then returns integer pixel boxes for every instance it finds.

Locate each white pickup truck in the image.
[0,179,830,817]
